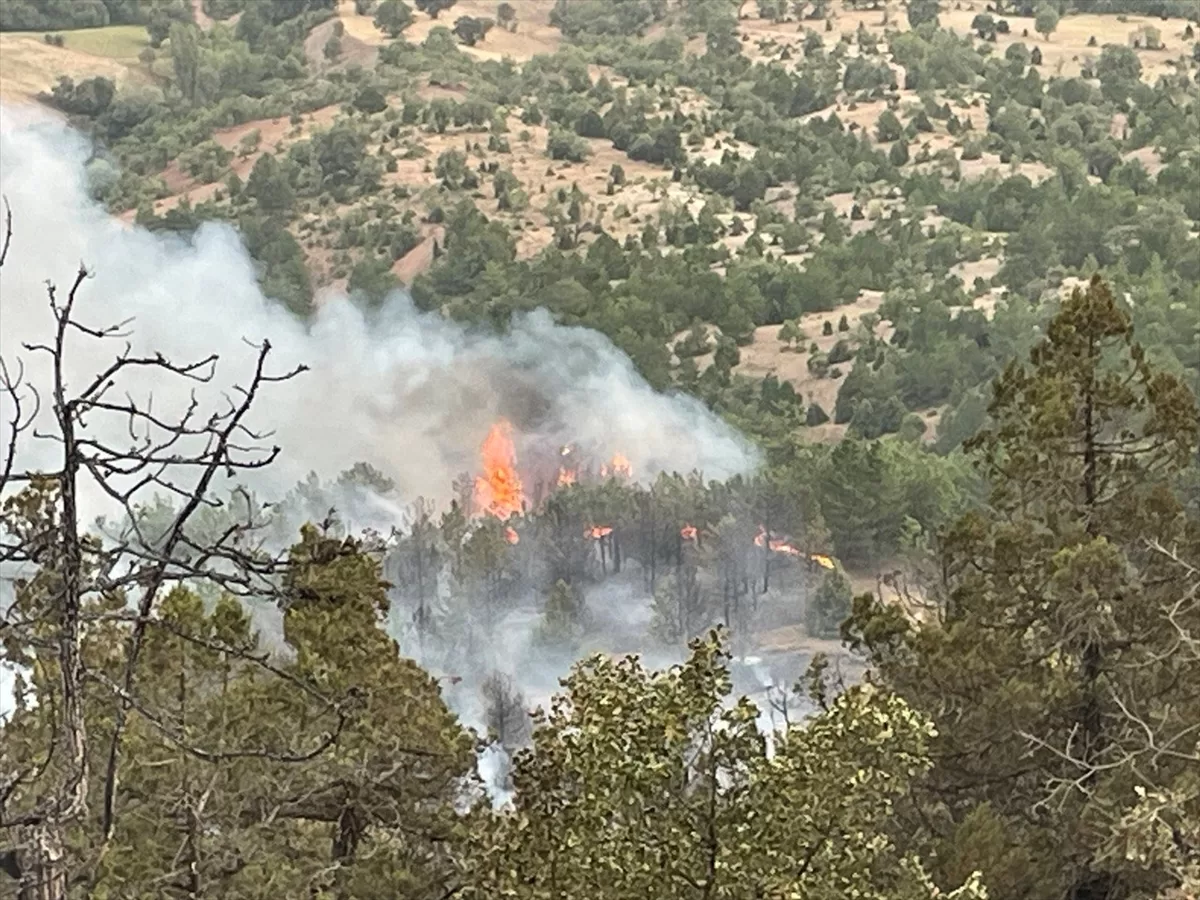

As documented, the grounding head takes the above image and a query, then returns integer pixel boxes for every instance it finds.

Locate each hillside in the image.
[2,0,1198,521]
[2,2,1200,897]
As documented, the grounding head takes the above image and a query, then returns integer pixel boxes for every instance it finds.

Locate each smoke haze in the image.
[0,111,758,526]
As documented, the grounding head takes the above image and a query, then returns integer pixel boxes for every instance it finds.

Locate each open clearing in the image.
[62,24,149,59]
[336,0,561,61]
[0,29,146,102]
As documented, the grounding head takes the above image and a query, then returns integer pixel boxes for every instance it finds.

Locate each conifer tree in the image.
[846,277,1200,900]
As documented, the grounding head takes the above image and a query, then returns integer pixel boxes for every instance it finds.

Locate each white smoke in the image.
[0,111,758,527]
[0,108,760,742]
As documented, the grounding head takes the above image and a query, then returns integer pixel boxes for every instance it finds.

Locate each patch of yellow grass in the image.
[0,32,144,102]
[61,24,149,60]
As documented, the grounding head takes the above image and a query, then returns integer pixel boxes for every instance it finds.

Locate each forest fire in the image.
[473,420,525,519]
[585,525,613,539]
[681,525,698,541]
[557,467,577,487]
[755,527,802,557]
[504,526,520,545]
[755,528,837,569]
[600,453,632,479]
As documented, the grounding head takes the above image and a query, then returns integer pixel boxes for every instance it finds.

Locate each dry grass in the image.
[306,16,380,71]
[151,104,342,212]
[62,24,149,59]
[939,5,1195,81]
[338,0,562,61]
[0,31,147,102]
[739,0,1193,83]
[736,289,892,425]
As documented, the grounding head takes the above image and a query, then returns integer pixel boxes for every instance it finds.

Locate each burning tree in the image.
[473,420,524,520]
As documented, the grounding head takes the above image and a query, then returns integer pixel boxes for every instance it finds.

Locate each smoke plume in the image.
[0,111,758,525]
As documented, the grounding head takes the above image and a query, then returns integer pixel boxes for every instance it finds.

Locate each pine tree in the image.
[846,277,1200,900]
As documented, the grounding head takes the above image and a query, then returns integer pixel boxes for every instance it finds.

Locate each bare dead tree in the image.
[480,671,531,751]
[0,224,356,898]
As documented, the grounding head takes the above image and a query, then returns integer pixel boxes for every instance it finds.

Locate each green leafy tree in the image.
[876,108,904,142]
[1096,43,1142,103]
[414,0,456,18]
[434,148,470,188]
[1033,4,1058,40]
[353,85,388,114]
[907,0,939,29]
[461,632,987,900]
[546,130,590,162]
[777,319,803,349]
[245,151,295,215]
[971,12,997,39]
[496,1,516,30]
[374,0,413,36]
[453,14,493,45]
[168,21,201,105]
[807,564,852,637]
[845,277,1200,900]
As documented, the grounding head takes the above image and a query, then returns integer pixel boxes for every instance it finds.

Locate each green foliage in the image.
[434,147,472,188]
[373,0,412,36]
[845,277,1200,900]
[352,85,388,114]
[0,0,156,30]
[463,632,987,900]
[546,128,590,162]
[907,0,939,29]
[818,436,968,564]
[0,507,473,896]
[806,564,851,637]
[549,0,665,41]
[43,74,115,116]
[1033,4,1058,39]
[806,401,830,426]
[1096,43,1142,102]
[414,0,456,18]
[452,14,492,46]
[876,108,903,142]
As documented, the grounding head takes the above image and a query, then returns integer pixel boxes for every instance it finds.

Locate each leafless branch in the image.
[1,248,313,883]
[0,196,11,269]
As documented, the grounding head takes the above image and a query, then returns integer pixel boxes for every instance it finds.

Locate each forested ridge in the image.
[0,0,1199,897]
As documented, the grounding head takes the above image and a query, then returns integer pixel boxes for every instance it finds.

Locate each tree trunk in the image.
[16,824,67,900]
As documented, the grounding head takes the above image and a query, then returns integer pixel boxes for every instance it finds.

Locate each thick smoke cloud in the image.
[0,111,758,525]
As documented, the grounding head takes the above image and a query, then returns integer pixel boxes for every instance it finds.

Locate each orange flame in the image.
[754,527,801,557]
[611,452,632,477]
[681,525,698,541]
[755,527,836,568]
[586,525,613,539]
[473,420,525,519]
[504,526,520,545]
[600,452,632,479]
[557,467,578,487]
